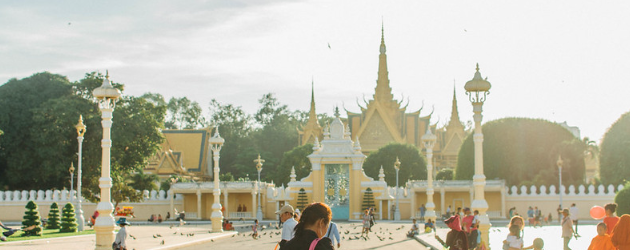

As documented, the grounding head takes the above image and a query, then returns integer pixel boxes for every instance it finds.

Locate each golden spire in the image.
[375,22,394,103]
[447,82,463,129]
[308,78,318,123]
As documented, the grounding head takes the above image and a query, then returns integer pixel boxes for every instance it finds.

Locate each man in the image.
[569,203,580,236]
[326,220,341,249]
[419,204,426,221]
[446,205,452,218]
[114,218,130,250]
[276,204,297,248]
[557,204,563,223]
[407,219,419,237]
[527,206,535,226]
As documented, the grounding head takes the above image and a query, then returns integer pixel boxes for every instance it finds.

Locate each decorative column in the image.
[196,190,202,219]
[251,189,257,219]
[209,126,225,232]
[69,163,75,201]
[464,63,492,247]
[254,155,265,222]
[421,128,437,223]
[557,155,563,209]
[440,188,445,216]
[394,157,401,221]
[223,185,229,220]
[75,115,87,232]
[93,71,121,250]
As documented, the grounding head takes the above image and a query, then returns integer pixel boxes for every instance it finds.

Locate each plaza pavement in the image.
[1,220,601,249]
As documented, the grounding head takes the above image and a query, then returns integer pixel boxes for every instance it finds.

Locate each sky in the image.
[1,0,629,143]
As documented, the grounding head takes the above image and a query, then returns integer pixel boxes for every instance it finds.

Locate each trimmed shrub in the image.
[22,200,42,236]
[615,182,630,216]
[60,203,77,233]
[46,202,61,229]
[362,188,375,211]
[297,188,308,211]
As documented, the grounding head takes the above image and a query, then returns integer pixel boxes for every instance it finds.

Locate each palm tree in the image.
[129,170,159,191]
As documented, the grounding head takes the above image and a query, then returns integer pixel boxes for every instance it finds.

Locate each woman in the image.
[504,216,524,250]
[361,209,371,238]
[114,218,130,250]
[282,202,334,250]
[603,203,619,235]
[611,214,630,250]
[561,208,575,250]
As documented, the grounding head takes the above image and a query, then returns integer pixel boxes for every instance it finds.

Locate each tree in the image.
[297,188,308,211]
[129,170,159,191]
[363,143,427,186]
[435,169,454,181]
[615,182,630,216]
[46,202,61,229]
[165,97,206,129]
[208,99,253,177]
[362,188,375,211]
[600,111,630,185]
[59,203,77,233]
[455,118,586,187]
[22,200,42,236]
[220,173,235,181]
[276,144,314,186]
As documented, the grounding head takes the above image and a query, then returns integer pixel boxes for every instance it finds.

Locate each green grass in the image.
[3,228,95,242]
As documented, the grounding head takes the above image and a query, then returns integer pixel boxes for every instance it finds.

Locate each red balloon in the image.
[590,206,606,220]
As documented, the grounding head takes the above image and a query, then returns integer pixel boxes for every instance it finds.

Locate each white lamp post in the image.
[209,126,225,232]
[394,157,401,221]
[92,71,121,250]
[69,163,75,200]
[421,128,437,223]
[75,115,87,232]
[464,63,492,246]
[254,154,265,222]
[557,155,563,209]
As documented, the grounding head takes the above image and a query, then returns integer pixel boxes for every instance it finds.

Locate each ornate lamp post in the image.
[557,155,563,208]
[209,126,225,233]
[464,63,492,246]
[254,154,265,222]
[421,128,437,223]
[92,71,121,250]
[75,115,87,231]
[69,162,75,200]
[394,157,401,221]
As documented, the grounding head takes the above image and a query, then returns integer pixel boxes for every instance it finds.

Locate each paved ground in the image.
[178,221,428,250]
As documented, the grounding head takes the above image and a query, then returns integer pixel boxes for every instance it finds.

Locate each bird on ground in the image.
[173,232,178,235]
[160,240,164,245]
[153,235,157,238]
[389,237,393,240]
[169,225,173,229]
[156,234,162,237]
[130,235,136,240]
[231,235,235,237]
[211,239,214,242]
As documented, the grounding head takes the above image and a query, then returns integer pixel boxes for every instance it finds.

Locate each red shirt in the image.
[604,216,620,235]
[462,215,474,233]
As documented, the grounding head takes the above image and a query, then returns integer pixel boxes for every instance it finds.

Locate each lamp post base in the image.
[76,207,85,232]
[94,216,115,250]
[256,209,263,222]
[394,210,401,221]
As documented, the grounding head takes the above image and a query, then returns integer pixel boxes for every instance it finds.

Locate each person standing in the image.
[361,209,371,238]
[114,218,130,250]
[419,204,426,221]
[611,214,630,250]
[561,209,575,250]
[446,205,452,218]
[276,205,297,248]
[282,202,334,250]
[557,204,562,223]
[569,203,579,236]
[603,203,619,235]
[325,221,341,249]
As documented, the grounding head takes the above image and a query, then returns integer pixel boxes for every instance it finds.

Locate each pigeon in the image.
[389,237,393,240]
[153,235,157,238]
[169,225,173,229]
[211,239,214,242]
[156,234,162,237]
[232,235,235,237]
[270,235,272,238]
[160,240,164,245]
[130,235,136,240]
[173,232,178,235]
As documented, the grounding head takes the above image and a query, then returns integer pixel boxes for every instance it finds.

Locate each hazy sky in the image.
[1,0,629,143]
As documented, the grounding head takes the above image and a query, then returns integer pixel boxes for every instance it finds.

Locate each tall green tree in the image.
[276,144,314,186]
[363,143,427,186]
[600,111,630,185]
[208,99,253,176]
[165,97,206,129]
[455,118,586,186]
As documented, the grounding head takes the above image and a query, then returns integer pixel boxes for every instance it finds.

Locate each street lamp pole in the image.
[394,157,401,221]
[92,71,121,250]
[69,162,75,201]
[464,63,492,246]
[254,154,265,222]
[75,115,87,232]
[421,128,437,223]
[557,155,563,208]
[209,126,225,233]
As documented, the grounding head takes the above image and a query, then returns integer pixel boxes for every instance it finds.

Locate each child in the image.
[424,219,434,233]
[504,224,523,250]
[252,219,259,239]
[524,238,544,250]
[603,203,619,235]
[588,223,614,250]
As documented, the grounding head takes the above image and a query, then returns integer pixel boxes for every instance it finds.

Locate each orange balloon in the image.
[590,206,606,220]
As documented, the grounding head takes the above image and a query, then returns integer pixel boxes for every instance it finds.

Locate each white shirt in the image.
[115,226,127,248]
[569,206,578,221]
[326,222,340,245]
[281,217,297,241]
[506,235,523,248]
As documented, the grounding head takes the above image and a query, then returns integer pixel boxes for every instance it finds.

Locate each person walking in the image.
[325,221,341,249]
[282,202,334,250]
[276,205,297,248]
[113,218,130,250]
[611,214,630,250]
[361,209,371,238]
[419,204,426,221]
[569,203,579,236]
[561,209,575,250]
